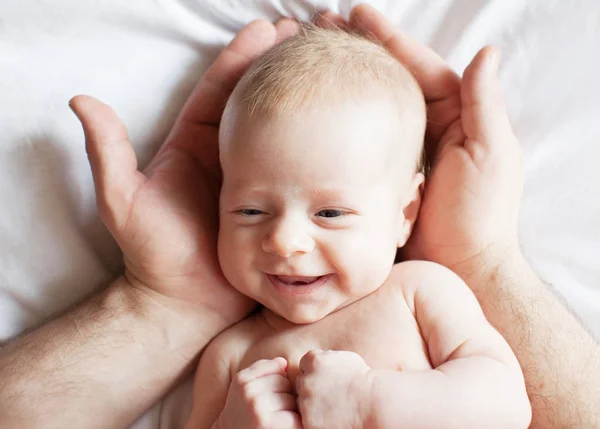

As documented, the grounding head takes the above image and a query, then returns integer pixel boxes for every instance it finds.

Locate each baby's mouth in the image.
[275,275,321,285]
[267,274,331,295]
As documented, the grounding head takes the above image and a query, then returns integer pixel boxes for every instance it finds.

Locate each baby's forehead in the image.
[224,177,401,209]
[220,25,427,178]
[227,98,400,159]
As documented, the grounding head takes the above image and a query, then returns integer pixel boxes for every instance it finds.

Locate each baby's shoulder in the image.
[386,260,468,302]
[389,260,460,284]
[202,312,266,370]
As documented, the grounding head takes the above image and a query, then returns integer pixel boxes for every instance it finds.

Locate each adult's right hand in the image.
[69,19,299,327]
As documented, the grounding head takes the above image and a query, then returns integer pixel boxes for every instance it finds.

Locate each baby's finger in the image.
[256,393,299,413]
[269,410,303,429]
[236,358,288,384]
[299,349,324,373]
[244,373,293,397]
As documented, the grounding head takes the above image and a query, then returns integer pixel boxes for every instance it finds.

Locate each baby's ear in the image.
[396,173,425,248]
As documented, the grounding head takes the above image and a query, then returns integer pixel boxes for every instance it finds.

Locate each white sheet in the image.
[2,1,600,428]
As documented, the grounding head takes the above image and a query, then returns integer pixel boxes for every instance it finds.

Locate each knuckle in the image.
[234,371,248,386]
[306,349,319,360]
[314,353,329,366]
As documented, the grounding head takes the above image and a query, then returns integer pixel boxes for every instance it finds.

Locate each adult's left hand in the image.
[326,5,524,283]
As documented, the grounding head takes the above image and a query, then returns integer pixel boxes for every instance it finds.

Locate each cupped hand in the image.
[344,5,524,280]
[69,19,299,325]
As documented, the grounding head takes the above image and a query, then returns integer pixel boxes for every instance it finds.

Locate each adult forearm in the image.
[0,276,226,429]
[458,250,600,428]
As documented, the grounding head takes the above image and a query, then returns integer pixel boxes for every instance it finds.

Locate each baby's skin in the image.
[187,260,533,429]
[185,28,531,429]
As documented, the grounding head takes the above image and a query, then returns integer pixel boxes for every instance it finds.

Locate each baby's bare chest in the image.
[239,285,432,385]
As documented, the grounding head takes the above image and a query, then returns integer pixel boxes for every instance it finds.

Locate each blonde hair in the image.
[229,24,426,172]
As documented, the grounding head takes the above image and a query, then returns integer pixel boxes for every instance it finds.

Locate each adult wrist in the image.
[115,274,231,362]
[448,241,529,295]
[447,242,547,330]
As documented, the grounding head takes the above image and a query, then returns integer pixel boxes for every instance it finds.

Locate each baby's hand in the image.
[217,358,303,429]
[296,350,371,429]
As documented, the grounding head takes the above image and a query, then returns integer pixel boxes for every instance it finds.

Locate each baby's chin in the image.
[285,311,328,325]
[262,305,331,326]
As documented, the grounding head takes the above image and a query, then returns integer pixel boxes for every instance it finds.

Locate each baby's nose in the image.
[262,218,315,257]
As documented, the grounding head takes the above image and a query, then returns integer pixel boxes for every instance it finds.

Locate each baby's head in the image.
[217,26,426,324]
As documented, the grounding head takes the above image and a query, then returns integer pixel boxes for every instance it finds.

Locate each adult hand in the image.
[344,5,523,280]
[69,19,299,326]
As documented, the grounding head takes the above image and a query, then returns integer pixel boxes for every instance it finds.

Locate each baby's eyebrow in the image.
[310,188,356,198]
[228,186,271,196]
[227,185,364,203]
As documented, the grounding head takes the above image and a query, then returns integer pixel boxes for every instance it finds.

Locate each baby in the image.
[185,27,531,429]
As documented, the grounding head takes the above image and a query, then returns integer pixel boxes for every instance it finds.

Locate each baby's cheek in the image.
[338,234,395,292]
[217,227,244,277]
[219,225,261,283]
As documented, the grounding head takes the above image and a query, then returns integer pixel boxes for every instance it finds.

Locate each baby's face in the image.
[218,97,420,324]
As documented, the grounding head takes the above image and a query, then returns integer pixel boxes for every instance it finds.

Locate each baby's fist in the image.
[217,358,302,429]
[296,350,371,429]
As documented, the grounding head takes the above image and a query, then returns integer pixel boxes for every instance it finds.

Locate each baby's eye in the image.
[316,209,347,218]
[237,208,264,216]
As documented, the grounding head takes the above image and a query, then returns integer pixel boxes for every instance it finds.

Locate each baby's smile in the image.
[272,275,322,285]
[267,273,332,296]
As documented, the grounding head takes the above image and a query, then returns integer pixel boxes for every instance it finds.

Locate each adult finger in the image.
[461,46,515,149]
[425,94,463,151]
[236,358,288,384]
[275,17,301,42]
[313,10,349,30]
[69,95,145,229]
[349,3,460,101]
[178,19,278,128]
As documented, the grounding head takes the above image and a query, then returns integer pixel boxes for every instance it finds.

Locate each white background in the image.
[2,1,599,427]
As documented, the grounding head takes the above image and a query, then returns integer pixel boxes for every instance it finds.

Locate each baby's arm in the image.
[185,325,302,429]
[185,332,233,429]
[365,261,531,429]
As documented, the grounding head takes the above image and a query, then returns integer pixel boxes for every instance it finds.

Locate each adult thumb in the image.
[69,95,144,229]
[461,46,516,150]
